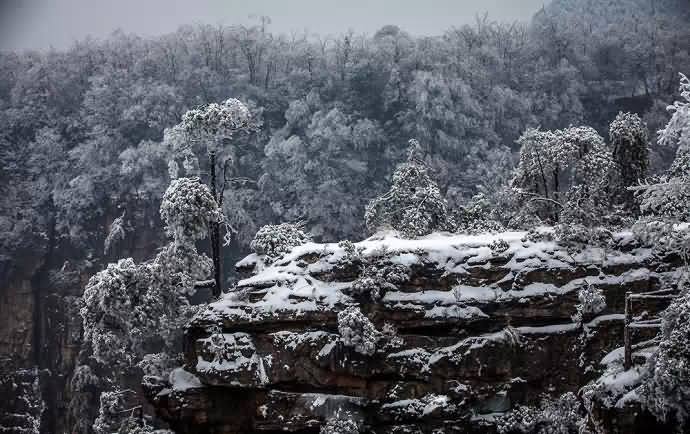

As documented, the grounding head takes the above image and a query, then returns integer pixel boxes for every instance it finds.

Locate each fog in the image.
[1,0,546,50]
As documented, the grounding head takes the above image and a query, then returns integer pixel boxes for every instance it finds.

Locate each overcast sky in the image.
[1,0,548,51]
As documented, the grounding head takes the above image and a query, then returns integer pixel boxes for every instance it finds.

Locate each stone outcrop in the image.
[149,231,678,433]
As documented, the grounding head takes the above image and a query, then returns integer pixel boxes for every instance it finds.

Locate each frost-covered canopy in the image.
[511,126,615,224]
[160,177,221,244]
[180,98,253,143]
[250,222,312,263]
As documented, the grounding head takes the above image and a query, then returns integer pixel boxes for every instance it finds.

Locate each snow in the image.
[169,367,203,391]
[585,314,625,330]
[193,227,661,363]
[516,323,580,335]
[425,305,487,319]
[383,290,456,305]
[600,367,642,393]
[615,389,640,408]
[452,285,497,302]
[235,253,261,269]
[600,347,625,366]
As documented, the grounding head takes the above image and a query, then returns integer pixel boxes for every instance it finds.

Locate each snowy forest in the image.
[1,0,690,433]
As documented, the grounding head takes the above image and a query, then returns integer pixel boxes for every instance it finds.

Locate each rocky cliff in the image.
[0,207,166,433]
[148,230,678,433]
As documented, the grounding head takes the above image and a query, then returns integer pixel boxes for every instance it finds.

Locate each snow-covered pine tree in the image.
[365,139,453,238]
[630,74,690,259]
[78,177,216,433]
[609,112,649,211]
[511,126,615,226]
[641,286,690,426]
[634,74,690,425]
[250,222,312,263]
[166,98,257,295]
[337,307,382,356]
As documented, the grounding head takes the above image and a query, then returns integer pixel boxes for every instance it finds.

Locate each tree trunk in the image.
[209,151,223,297]
[624,291,632,370]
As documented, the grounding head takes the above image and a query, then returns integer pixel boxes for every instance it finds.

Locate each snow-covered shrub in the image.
[632,147,690,255]
[250,222,311,262]
[160,177,220,245]
[115,415,155,434]
[320,417,360,434]
[497,404,539,433]
[137,353,178,378]
[521,228,555,243]
[381,323,405,350]
[609,112,649,209]
[559,184,612,228]
[80,251,203,369]
[555,223,613,252]
[337,306,382,356]
[572,283,607,323]
[489,238,510,254]
[93,390,126,434]
[349,260,408,301]
[336,240,365,270]
[497,392,586,434]
[454,193,504,234]
[658,73,690,151]
[80,258,146,367]
[365,140,454,238]
[640,288,690,425]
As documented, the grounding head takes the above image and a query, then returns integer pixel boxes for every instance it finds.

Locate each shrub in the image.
[337,306,382,356]
[349,261,408,301]
[160,177,220,245]
[497,392,586,434]
[641,288,690,425]
[572,283,607,323]
[454,193,504,234]
[365,140,454,238]
[250,222,311,262]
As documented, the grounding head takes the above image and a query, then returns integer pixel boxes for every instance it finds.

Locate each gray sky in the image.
[1,0,548,51]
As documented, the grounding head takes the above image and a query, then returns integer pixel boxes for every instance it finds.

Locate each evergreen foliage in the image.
[250,222,312,263]
[609,112,649,209]
[365,140,454,238]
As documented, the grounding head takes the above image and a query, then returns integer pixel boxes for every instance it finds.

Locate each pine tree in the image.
[610,112,649,210]
[365,139,453,238]
[168,98,256,295]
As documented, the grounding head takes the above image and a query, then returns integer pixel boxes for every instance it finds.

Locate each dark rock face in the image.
[0,207,165,433]
[149,232,678,433]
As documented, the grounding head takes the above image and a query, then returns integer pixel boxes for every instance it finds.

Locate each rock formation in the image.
[148,230,678,433]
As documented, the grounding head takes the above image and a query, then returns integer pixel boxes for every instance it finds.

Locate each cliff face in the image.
[149,230,676,433]
[0,207,165,434]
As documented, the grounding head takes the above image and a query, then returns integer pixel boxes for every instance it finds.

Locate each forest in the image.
[1,0,690,433]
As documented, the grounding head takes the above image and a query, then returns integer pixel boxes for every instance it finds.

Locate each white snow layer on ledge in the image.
[196,229,653,323]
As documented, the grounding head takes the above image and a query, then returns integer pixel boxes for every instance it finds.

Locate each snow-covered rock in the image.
[149,229,680,433]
